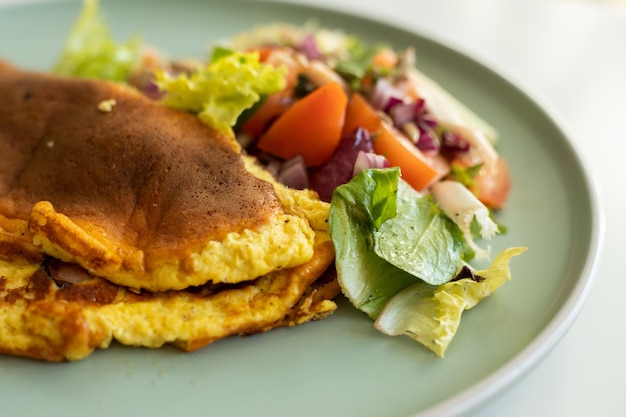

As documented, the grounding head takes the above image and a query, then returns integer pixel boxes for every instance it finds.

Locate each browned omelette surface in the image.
[0,60,338,362]
[0,61,317,291]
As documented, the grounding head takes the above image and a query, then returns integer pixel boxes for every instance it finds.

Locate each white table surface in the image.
[0,0,624,416]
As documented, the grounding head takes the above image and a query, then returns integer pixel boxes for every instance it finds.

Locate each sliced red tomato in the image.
[342,93,437,191]
[256,81,348,167]
[472,158,511,209]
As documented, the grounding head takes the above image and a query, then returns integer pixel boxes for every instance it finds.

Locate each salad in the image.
[53,0,525,358]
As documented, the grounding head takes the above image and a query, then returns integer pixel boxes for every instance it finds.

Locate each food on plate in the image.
[0,0,525,361]
[0,241,336,362]
[0,62,336,361]
[0,62,318,292]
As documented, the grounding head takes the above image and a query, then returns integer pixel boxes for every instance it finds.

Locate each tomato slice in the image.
[257,81,348,167]
[342,93,437,191]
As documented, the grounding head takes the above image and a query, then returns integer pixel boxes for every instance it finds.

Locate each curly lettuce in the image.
[374,247,527,357]
[53,0,142,81]
[154,48,287,133]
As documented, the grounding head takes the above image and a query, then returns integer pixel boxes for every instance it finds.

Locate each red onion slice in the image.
[352,151,391,176]
[277,155,309,189]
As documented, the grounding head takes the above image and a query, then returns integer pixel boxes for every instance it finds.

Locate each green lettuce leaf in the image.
[53,0,142,81]
[154,49,287,133]
[329,168,464,315]
[329,168,526,356]
[374,247,527,357]
[374,181,461,285]
[329,168,416,318]
[333,36,387,90]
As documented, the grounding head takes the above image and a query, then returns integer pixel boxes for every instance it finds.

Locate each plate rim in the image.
[0,0,604,416]
[323,2,605,415]
[325,3,604,415]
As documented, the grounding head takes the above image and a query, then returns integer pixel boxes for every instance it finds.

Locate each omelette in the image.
[0,60,318,291]
[0,61,338,361]
[0,241,336,362]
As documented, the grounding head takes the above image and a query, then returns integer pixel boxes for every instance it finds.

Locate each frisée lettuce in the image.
[374,247,527,357]
[154,48,287,133]
[53,0,286,135]
[53,0,141,81]
[329,168,526,356]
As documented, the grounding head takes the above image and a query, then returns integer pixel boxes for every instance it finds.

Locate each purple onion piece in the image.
[414,98,425,113]
[141,80,164,100]
[418,111,438,129]
[440,131,471,156]
[297,35,323,61]
[389,101,417,127]
[369,78,404,111]
[131,70,165,100]
[310,127,374,202]
[352,151,391,176]
[384,96,404,113]
[416,129,440,153]
[277,155,309,190]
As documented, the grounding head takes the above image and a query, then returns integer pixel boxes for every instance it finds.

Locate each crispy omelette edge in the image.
[0,169,337,362]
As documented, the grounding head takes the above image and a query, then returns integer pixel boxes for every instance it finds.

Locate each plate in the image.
[0,0,601,416]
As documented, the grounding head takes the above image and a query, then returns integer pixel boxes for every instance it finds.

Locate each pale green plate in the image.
[0,1,601,416]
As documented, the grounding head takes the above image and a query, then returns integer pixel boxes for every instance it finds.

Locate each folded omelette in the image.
[0,61,338,361]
